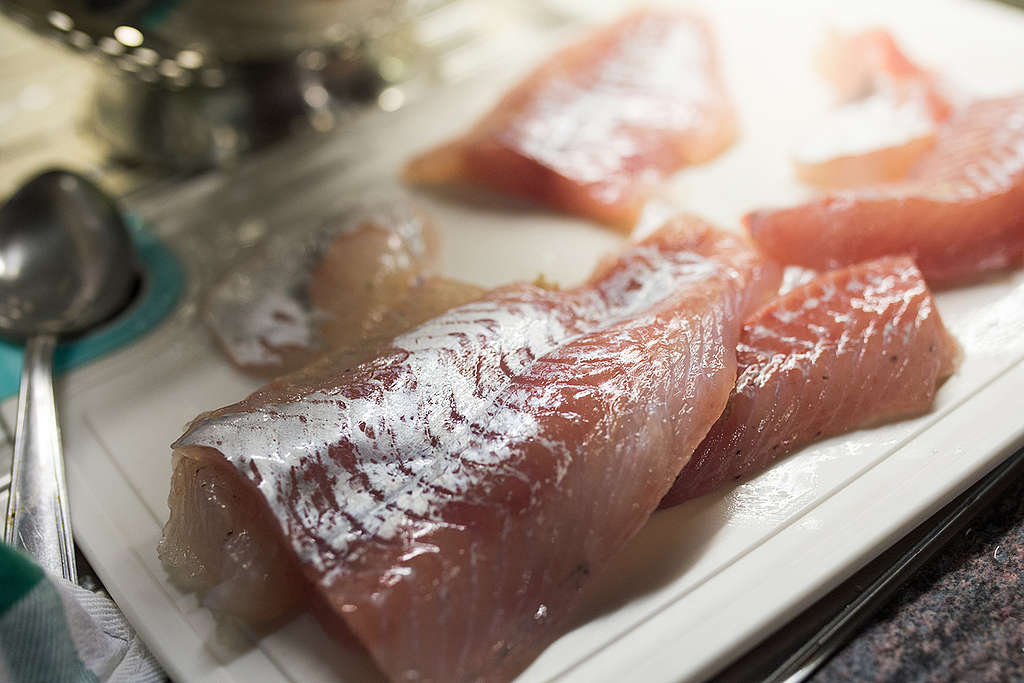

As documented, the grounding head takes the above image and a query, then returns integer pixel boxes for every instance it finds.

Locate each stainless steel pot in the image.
[0,0,439,169]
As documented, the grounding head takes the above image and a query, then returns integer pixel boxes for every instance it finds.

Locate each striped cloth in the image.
[0,543,163,682]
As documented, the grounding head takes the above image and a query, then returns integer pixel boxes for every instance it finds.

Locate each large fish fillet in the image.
[404,9,736,231]
[747,94,1024,286]
[160,216,779,682]
[662,256,958,507]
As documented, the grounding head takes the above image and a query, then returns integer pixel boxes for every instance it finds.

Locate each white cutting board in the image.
[26,0,1024,681]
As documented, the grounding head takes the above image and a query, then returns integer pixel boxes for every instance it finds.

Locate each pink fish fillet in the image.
[747,94,1024,287]
[204,201,484,376]
[661,256,958,507]
[159,216,780,682]
[404,9,736,231]
[794,28,954,189]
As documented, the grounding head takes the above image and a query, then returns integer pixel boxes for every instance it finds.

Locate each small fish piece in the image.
[404,9,736,231]
[794,28,954,189]
[815,28,951,121]
[747,93,1024,287]
[661,256,958,507]
[204,201,484,375]
[160,216,780,682]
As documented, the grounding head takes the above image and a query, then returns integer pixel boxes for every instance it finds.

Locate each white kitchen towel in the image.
[0,543,164,682]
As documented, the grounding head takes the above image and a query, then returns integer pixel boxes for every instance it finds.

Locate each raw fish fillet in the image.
[747,94,1024,287]
[404,9,736,231]
[794,28,953,189]
[204,201,484,375]
[816,28,951,121]
[661,256,958,507]
[160,216,780,682]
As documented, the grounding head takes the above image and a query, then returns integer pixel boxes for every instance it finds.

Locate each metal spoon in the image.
[0,170,137,582]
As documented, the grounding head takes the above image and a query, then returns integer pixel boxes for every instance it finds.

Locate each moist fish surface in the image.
[747,93,1024,287]
[205,200,484,376]
[404,9,736,231]
[159,216,780,682]
[661,256,958,507]
[794,28,954,189]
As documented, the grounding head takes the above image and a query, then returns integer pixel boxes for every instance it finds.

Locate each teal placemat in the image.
[0,218,184,399]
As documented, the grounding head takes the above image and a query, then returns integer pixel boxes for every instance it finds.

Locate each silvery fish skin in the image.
[163,216,780,682]
[662,256,958,507]
[404,9,736,231]
[204,201,458,375]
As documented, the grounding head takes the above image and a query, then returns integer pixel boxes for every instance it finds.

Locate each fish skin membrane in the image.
[163,215,779,683]
[204,199,484,377]
[661,255,958,507]
[748,94,1024,287]
[404,9,736,231]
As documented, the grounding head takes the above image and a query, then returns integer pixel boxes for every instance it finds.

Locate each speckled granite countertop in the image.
[813,466,1024,682]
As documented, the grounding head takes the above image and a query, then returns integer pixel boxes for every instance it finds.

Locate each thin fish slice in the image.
[661,256,958,507]
[794,28,953,189]
[404,9,736,231]
[160,216,780,682]
[815,28,951,120]
[205,201,484,375]
[747,94,1024,287]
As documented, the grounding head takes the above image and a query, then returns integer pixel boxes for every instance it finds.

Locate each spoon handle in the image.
[3,334,77,583]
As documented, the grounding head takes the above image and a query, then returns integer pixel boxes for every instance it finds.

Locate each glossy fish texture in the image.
[661,256,958,507]
[162,216,780,682]
[404,9,736,231]
[748,94,1024,287]
[204,201,483,375]
[794,28,954,189]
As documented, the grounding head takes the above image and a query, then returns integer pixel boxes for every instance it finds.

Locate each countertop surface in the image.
[814,467,1024,682]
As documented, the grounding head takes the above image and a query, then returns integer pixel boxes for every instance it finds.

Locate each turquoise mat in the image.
[0,219,184,399]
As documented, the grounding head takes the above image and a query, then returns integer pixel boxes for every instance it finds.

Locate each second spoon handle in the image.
[3,334,77,583]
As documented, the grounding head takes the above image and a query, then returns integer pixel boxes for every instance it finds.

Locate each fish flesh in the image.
[159,215,780,682]
[204,200,484,375]
[794,28,954,189]
[204,200,436,375]
[815,30,950,113]
[794,28,953,188]
[661,256,958,507]
[747,93,1024,287]
[404,9,736,231]
[663,256,958,506]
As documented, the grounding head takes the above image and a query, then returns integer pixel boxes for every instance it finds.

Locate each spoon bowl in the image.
[0,170,137,340]
[0,169,138,582]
